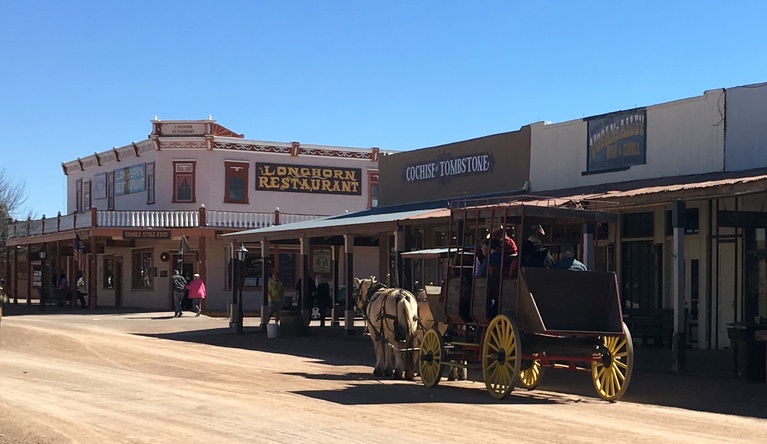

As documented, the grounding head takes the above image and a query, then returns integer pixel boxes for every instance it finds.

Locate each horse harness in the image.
[369,288,420,346]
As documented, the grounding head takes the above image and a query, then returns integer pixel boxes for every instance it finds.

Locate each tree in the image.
[0,168,27,220]
[0,168,29,286]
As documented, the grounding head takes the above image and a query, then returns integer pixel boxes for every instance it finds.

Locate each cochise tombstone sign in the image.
[402,152,495,184]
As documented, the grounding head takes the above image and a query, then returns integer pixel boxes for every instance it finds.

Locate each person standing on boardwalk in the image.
[314,274,331,327]
[171,269,187,317]
[185,273,206,316]
[266,270,284,325]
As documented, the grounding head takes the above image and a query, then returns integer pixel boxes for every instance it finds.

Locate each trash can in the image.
[727,324,767,382]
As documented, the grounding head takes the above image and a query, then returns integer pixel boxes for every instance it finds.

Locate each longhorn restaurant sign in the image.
[256,162,361,195]
[403,152,494,184]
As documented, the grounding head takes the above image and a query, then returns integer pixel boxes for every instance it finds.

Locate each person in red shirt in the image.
[185,274,206,316]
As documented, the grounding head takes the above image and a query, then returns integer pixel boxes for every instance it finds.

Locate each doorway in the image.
[114,259,123,307]
[744,228,767,325]
[172,254,194,310]
[621,240,658,309]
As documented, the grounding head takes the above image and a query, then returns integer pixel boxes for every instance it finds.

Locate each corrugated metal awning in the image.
[225,207,450,241]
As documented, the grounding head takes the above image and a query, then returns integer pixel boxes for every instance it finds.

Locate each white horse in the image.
[354,277,419,380]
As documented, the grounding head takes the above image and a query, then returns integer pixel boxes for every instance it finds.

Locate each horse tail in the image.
[399,290,419,345]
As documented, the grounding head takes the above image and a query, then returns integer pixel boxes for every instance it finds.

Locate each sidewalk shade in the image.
[727,324,767,382]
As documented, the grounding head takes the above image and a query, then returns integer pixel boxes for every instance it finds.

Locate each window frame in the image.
[83,180,92,211]
[368,170,379,208]
[103,257,115,289]
[146,162,155,204]
[224,161,249,204]
[131,249,154,290]
[172,161,196,203]
[76,179,83,213]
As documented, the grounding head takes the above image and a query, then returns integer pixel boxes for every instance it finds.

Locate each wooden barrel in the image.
[279,310,305,336]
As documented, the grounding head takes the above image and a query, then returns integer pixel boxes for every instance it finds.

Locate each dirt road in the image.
[1,309,766,443]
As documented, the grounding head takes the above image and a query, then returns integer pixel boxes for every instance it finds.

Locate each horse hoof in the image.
[373,368,384,377]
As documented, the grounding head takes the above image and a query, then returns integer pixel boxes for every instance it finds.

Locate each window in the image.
[665,208,700,235]
[597,222,610,240]
[622,212,654,238]
[103,257,114,289]
[76,179,83,213]
[224,161,249,204]
[131,249,153,289]
[368,171,379,208]
[83,181,91,211]
[232,252,297,289]
[146,162,155,204]
[173,161,196,203]
[107,171,115,210]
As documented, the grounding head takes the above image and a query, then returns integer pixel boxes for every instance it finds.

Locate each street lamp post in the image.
[236,243,248,335]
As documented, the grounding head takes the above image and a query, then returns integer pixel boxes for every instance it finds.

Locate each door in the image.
[716,240,736,349]
[114,259,123,307]
[621,240,657,309]
[744,227,767,325]
[173,254,194,310]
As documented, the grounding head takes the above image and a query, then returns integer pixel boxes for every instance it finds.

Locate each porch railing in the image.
[6,207,326,240]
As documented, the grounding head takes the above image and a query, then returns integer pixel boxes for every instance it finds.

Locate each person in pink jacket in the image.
[185,273,206,316]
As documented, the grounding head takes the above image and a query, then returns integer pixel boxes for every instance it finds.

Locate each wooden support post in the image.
[344,235,355,335]
[672,200,687,372]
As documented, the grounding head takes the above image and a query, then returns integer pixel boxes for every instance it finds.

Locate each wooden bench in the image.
[38,288,73,307]
[623,308,674,347]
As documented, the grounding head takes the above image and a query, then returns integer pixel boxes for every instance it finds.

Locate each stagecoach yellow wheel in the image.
[518,354,543,390]
[482,314,521,399]
[419,328,445,388]
[591,322,634,402]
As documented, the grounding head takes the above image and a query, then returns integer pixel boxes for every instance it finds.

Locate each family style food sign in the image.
[255,163,361,195]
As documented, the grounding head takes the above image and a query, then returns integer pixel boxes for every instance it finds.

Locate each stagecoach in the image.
[417,196,633,401]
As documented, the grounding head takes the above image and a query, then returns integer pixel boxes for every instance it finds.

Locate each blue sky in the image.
[2,1,766,218]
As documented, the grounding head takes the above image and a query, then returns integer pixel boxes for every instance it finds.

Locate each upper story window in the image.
[107,171,115,210]
[368,171,379,208]
[83,180,91,211]
[224,161,249,204]
[146,162,155,205]
[173,161,196,203]
[76,179,83,213]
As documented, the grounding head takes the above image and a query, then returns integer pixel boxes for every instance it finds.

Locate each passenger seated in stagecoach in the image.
[509,239,545,278]
[474,239,490,277]
[526,235,555,269]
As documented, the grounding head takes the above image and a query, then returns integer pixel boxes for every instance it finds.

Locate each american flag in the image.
[74,235,86,271]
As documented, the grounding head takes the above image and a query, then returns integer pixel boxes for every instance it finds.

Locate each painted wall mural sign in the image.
[255,162,361,195]
[402,152,495,184]
[587,108,647,173]
[114,163,146,196]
